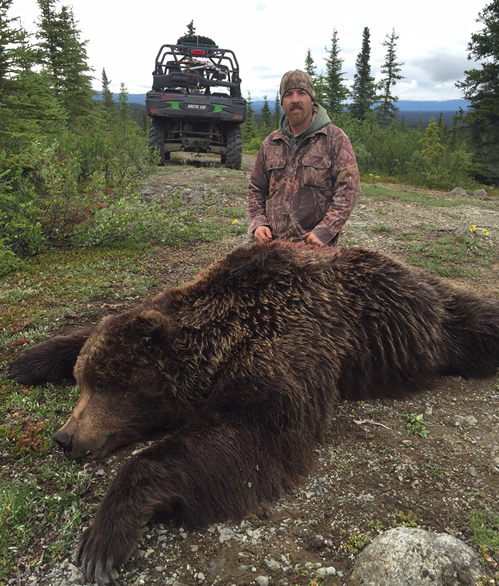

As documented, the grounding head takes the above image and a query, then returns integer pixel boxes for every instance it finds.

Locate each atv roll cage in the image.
[151,44,242,98]
[146,36,246,169]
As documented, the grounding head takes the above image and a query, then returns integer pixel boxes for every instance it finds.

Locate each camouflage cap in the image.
[279,70,315,104]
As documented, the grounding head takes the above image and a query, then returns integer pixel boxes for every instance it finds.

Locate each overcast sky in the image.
[10,0,489,102]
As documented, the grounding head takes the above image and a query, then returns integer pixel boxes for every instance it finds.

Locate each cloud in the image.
[410,50,469,82]
[253,1,268,12]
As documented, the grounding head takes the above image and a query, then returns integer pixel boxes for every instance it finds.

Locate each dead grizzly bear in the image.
[6,242,499,585]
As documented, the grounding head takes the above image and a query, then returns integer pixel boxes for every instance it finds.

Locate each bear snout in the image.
[53,429,73,452]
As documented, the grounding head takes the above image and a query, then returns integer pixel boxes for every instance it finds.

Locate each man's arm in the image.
[247,146,272,236]
[312,129,361,245]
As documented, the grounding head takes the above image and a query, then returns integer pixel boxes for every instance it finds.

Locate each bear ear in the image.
[134,309,178,345]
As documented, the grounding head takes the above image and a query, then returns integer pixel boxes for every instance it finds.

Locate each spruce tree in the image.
[375,29,404,125]
[101,68,115,117]
[0,0,65,146]
[313,73,328,109]
[36,0,95,123]
[305,48,323,102]
[0,0,21,84]
[117,82,130,136]
[456,0,499,182]
[273,91,281,128]
[323,30,349,114]
[349,27,376,119]
[260,95,272,132]
[304,49,316,77]
[420,117,445,167]
[242,91,257,144]
[0,0,29,135]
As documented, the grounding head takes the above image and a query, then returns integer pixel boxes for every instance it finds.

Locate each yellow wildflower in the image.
[469,225,477,233]
[483,228,489,236]
[231,219,238,225]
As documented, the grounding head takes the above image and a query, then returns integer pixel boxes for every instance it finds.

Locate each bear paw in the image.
[77,525,126,586]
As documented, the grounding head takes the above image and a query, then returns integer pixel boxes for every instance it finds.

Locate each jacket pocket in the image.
[301,156,330,189]
[266,157,287,199]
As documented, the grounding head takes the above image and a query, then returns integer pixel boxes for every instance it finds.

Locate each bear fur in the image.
[6,242,499,585]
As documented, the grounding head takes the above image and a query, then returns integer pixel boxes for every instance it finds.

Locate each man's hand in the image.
[254,226,273,243]
[302,232,326,247]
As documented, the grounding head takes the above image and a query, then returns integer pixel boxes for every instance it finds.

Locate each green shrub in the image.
[0,124,155,266]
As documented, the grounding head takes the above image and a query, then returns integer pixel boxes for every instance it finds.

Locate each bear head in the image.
[52,309,187,460]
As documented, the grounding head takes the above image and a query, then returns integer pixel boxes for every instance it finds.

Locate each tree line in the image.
[242,6,499,188]
[0,0,158,275]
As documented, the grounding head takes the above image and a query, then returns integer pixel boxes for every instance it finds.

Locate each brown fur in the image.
[5,242,499,585]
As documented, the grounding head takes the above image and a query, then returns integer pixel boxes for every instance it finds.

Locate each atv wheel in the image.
[148,118,166,165]
[225,125,242,170]
[176,35,217,47]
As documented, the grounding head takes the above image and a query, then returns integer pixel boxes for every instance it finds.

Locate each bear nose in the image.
[53,429,73,451]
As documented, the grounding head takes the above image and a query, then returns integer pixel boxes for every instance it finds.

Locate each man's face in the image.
[281,88,314,132]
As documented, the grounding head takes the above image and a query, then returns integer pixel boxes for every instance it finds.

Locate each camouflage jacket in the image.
[247,114,360,245]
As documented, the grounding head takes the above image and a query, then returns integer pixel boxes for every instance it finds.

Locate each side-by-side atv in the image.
[146,35,247,169]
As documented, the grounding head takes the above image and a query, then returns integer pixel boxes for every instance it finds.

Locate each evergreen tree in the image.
[314,73,328,108]
[420,117,445,167]
[304,49,316,77]
[101,68,114,117]
[349,27,376,119]
[117,82,130,135]
[0,0,29,135]
[273,91,281,128]
[0,0,65,146]
[305,49,317,81]
[260,95,272,131]
[242,91,257,144]
[186,20,195,35]
[0,0,22,85]
[375,29,404,125]
[36,0,95,123]
[323,30,349,114]
[435,111,448,144]
[305,48,324,102]
[456,0,499,182]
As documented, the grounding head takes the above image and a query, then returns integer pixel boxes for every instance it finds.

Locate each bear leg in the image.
[76,407,320,583]
[440,290,499,378]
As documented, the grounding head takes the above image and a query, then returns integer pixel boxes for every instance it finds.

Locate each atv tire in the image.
[225,125,242,169]
[148,118,167,165]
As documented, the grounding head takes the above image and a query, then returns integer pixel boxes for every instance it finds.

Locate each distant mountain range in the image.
[252,99,469,114]
[125,94,469,113]
[122,94,468,126]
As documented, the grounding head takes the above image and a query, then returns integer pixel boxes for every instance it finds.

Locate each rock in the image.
[351,527,483,585]
[316,566,337,577]
[450,187,468,196]
[218,527,234,542]
[360,494,375,502]
[255,577,270,586]
[454,415,478,427]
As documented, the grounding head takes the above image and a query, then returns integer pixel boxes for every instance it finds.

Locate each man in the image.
[247,70,360,246]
